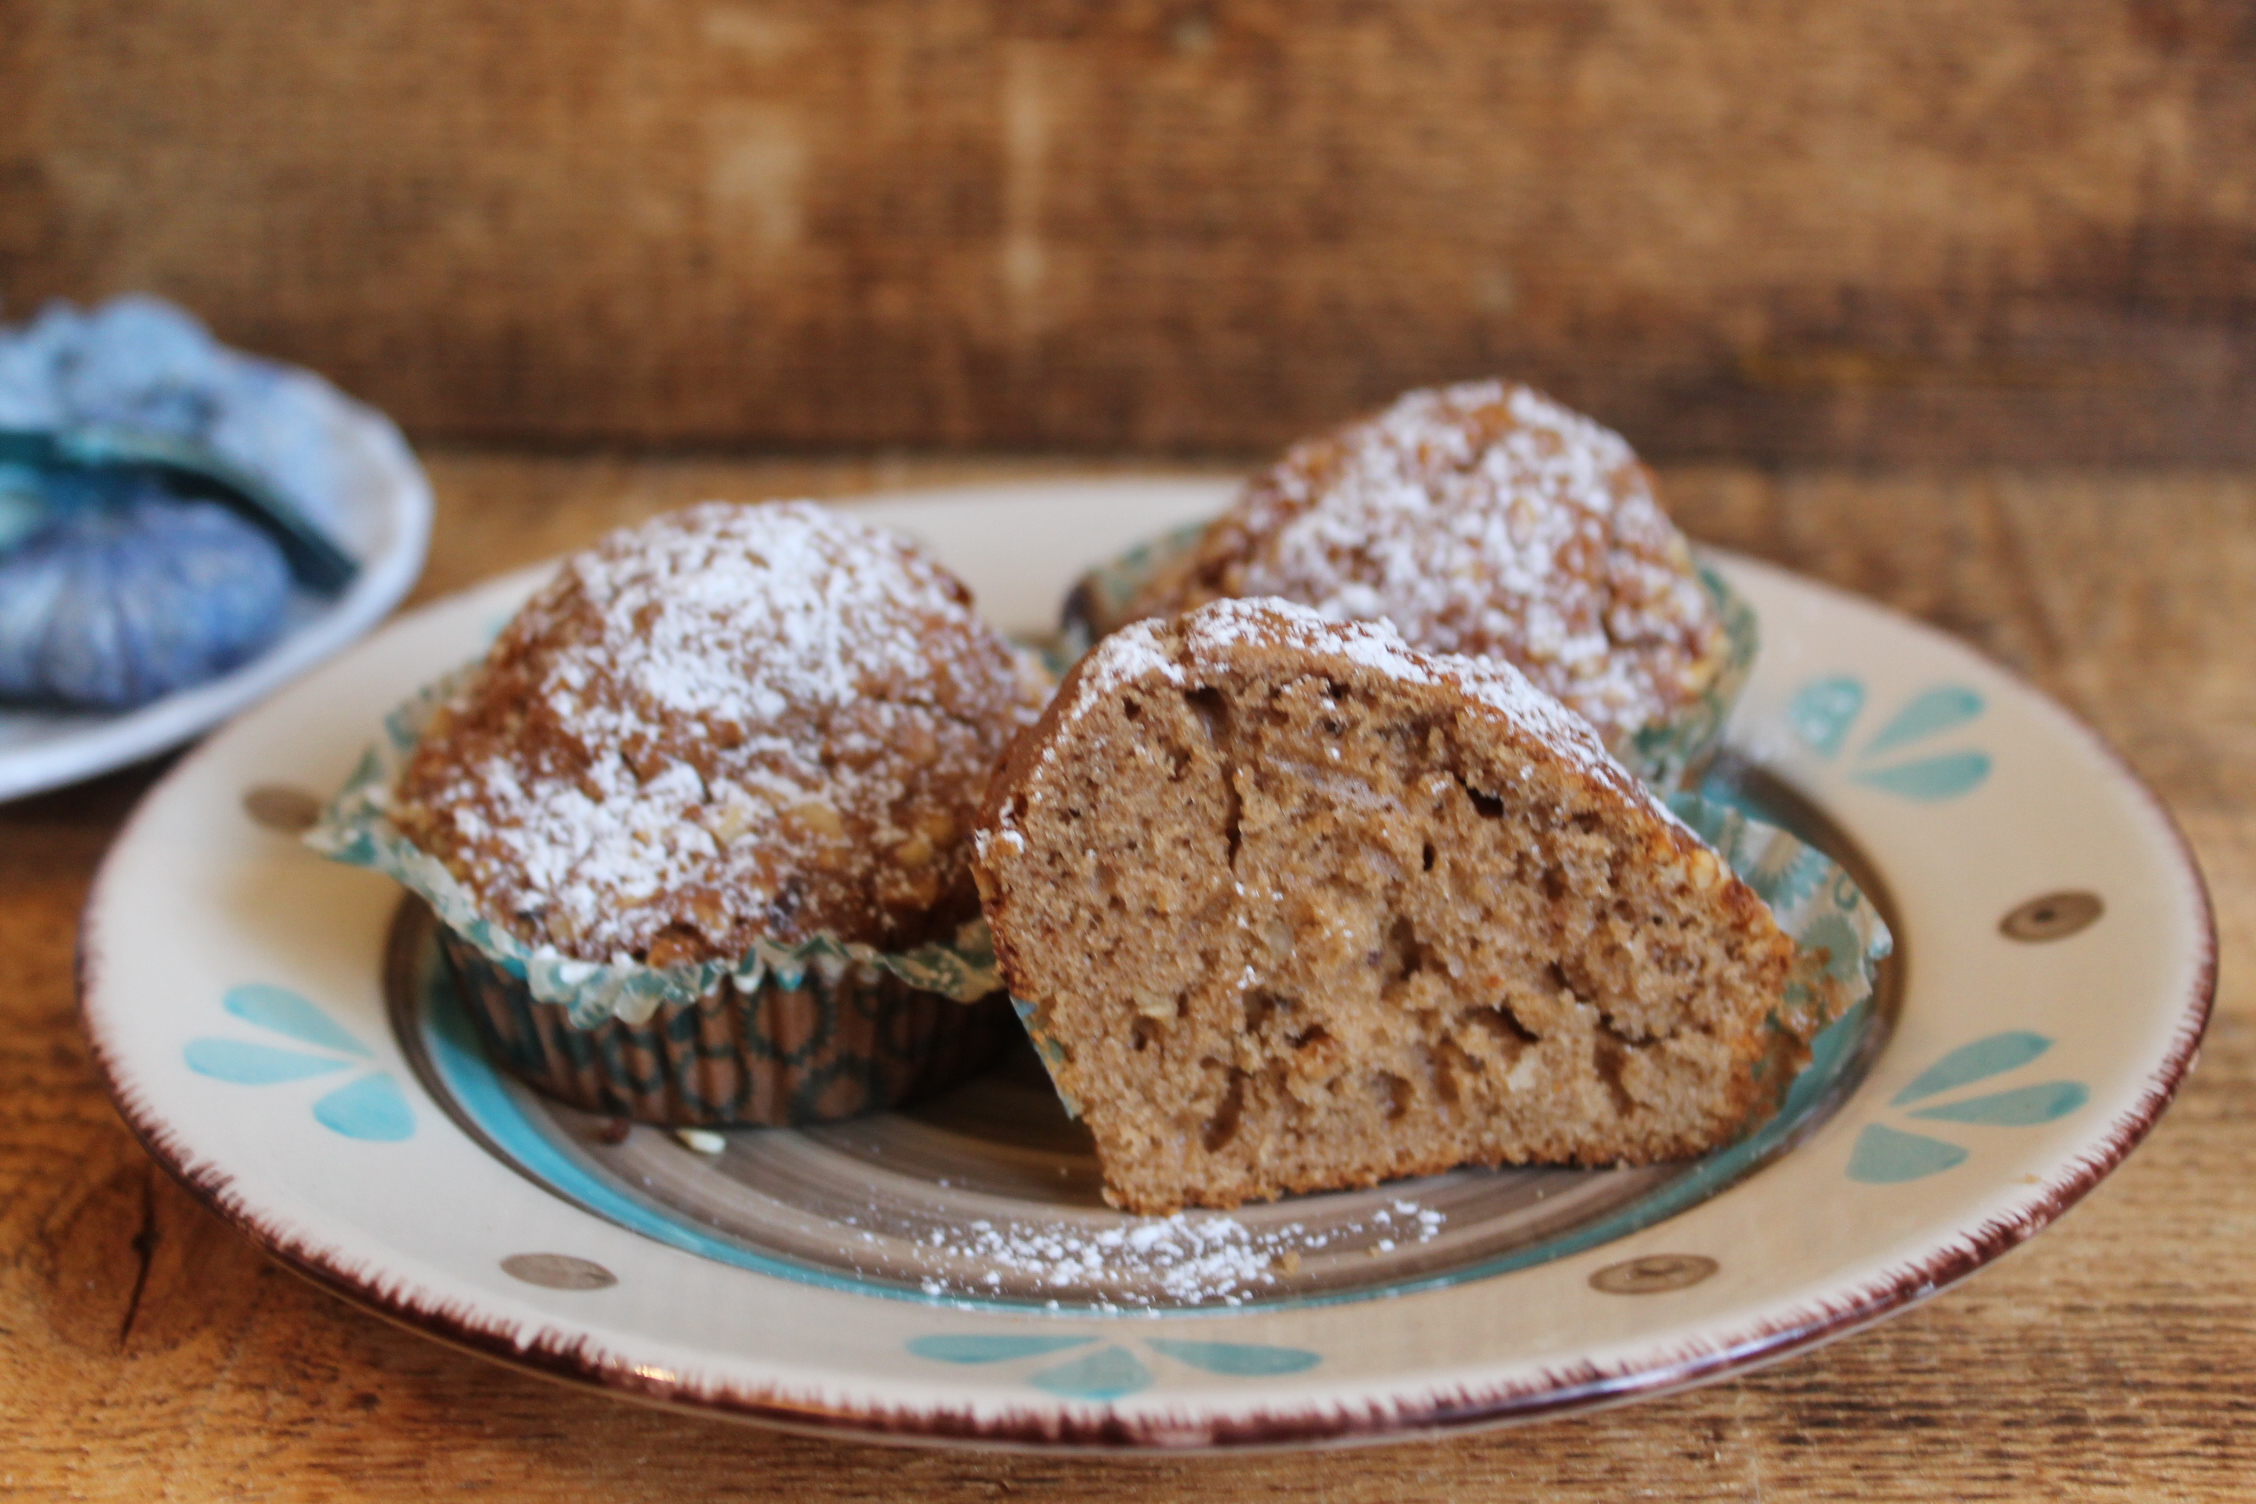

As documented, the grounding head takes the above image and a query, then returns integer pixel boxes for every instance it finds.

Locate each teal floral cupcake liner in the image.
[1665,790,1893,1056]
[308,670,1011,1126]
[1631,572,1757,793]
[1015,792,1894,1124]
[1058,520,1759,793]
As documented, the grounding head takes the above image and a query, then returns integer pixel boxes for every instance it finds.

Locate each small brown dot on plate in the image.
[243,784,324,832]
[2000,890,2103,942]
[1590,1253,1718,1295]
[501,1253,617,1291]
[596,1117,633,1145]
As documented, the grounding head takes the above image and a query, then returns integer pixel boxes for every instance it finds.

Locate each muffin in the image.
[974,598,1826,1216]
[1119,380,1732,759]
[328,499,1042,1125]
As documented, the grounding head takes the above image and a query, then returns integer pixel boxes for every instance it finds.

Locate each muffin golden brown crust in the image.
[394,500,1044,966]
[975,598,1799,1215]
[1126,381,1725,748]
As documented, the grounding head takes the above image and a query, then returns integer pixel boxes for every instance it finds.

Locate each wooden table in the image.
[4,452,2250,1499]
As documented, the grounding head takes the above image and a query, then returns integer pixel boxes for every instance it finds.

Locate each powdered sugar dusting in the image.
[1060,616,1185,722]
[545,499,976,725]
[904,1199,1447,1308]
[1149,381,1722,745]
[1012,596,1679,851]
[396,500,1040,961]
[1209,597,1671,809]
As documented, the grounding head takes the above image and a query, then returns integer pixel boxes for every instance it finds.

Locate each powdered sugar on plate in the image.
[900,1198,1449,1309]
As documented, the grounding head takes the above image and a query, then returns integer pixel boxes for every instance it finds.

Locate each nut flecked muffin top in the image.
[392,500,1046,967]
[1125,380,1725,747]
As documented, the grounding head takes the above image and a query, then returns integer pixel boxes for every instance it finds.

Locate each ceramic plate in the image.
[81,480,2213,1451]
[0,402,432,803]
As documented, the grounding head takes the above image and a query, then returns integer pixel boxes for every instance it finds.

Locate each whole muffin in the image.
[1125,381,1727,750]
[377,499,1043,1124]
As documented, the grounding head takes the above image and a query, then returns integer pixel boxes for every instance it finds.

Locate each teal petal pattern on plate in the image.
[910,1334,1324,1397]
[1892,1031,2052,1106]
[908,1335,1097,1364]
[1146,1339,1322,1377]
[311,1073,417,1142]
[1847,1124,1970,1184]
[1028,1345,1154,1401]
[186,983,415,1142]
[1908,1081,2089,1126]
[1862,686,1984,757]
[184,1039,353,1085]
[1851,751,1992,802]
[1789,676,1865,757]
[1853,1032,2087,1183]
[223,982,373,1057]
[1789,677,1992,801]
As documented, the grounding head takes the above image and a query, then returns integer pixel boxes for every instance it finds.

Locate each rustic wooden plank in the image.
[4,4,2256,461]
[0,454,2249,1499]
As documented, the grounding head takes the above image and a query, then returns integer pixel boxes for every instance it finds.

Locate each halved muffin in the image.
[975,598,1804,1214]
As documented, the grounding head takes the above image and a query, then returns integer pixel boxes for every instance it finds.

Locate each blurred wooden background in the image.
[3,0,2253,461]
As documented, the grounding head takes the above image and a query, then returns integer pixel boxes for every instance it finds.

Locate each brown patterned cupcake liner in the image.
[436,927,1017,1127]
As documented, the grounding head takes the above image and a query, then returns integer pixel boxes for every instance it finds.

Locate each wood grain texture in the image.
[4,2,2256,461]
[3,453,2252,1499]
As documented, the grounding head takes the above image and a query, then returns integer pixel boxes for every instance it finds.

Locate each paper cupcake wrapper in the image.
[1057,518,1210,657]
[305,668,1005,1030]
[437,925,1017,1126]
[1057,520,1759,792]
[1630,570,1757,793]
[1013,791,1894,1122]
[1665,791,1893,1047]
